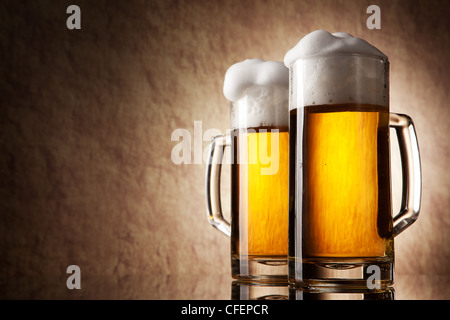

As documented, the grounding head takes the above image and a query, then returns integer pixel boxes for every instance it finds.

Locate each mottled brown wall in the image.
[0,0,449,299]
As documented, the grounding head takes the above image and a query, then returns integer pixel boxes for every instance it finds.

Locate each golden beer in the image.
[289,104,393,260]
[231,127,289,261]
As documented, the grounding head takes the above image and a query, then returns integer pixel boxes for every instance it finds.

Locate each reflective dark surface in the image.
[0,274,448,300]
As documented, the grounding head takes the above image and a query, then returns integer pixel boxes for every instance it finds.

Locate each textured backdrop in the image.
[0,0,449,299]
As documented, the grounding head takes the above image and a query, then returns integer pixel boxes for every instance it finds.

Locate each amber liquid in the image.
[289,105,393,260]
[231,127,289,260]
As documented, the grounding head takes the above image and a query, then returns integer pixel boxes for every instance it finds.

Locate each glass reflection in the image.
[289,286,395,300]
[231,281,395,300]
[231,281,289,300]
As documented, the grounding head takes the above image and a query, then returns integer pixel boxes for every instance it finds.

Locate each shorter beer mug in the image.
[206,59,289,282]
[285,31,422,288]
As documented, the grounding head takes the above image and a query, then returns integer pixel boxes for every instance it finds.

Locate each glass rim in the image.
[290,52,389,65]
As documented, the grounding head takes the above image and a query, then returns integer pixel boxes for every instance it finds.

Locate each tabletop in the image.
[0,273,448,300]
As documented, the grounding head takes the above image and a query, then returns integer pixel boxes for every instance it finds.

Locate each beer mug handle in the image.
[390,113,422,237]
[205,134,231,237]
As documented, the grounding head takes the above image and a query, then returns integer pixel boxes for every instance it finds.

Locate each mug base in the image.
[232,255,288,284]
[289,256,394,289]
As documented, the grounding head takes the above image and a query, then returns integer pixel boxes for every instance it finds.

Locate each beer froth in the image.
[284,30,389,109]
[223,59,289,129]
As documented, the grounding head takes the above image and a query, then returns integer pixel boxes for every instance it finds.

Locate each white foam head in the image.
[223,59,289,129]
[284,30,387,65]
[284,30,388,108]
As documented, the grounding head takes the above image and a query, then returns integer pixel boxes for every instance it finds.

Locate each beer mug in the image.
[284,31,422,287]
[206,59,289,282]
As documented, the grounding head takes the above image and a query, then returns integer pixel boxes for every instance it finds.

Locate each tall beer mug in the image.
[284,31,421,288]
[206,59,289,282]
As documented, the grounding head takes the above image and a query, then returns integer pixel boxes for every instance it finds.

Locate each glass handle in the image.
[389,113,422,237]
[205,134,231,237]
